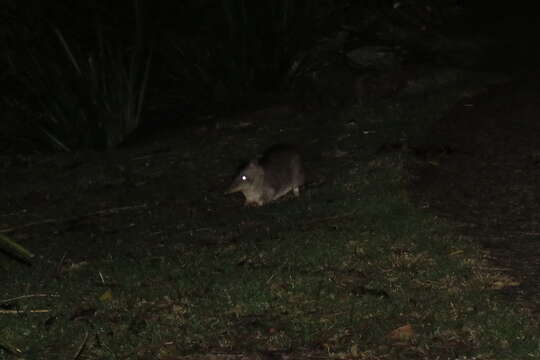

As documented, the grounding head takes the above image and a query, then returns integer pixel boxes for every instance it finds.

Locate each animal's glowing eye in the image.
[241,175,247,181]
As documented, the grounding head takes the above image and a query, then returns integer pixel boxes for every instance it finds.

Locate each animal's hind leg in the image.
[293,186,300,197]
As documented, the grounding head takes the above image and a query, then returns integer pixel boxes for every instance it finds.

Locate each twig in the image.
[0,338,22,355]
[0,293,58,305]
[73,331,89,360]
[0,217,58,233]
[0,204,147,233]
[514,231,540,236]
[302,212,357,229]
[131,150,174,161]
[56,252,67,274]
[0,209,28,217]
[0,309,50,314]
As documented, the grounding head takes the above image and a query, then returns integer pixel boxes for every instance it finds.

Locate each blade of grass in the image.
[54,28,81,75]
[0,233,35,261]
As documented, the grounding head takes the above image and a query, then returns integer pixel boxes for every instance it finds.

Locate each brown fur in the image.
[225,145,305,206]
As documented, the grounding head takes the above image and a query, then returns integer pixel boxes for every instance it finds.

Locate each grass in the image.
[2,72,540,359]
[3,174,539,358]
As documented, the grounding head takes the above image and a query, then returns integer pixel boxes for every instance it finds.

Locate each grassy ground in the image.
[2,69,539,359]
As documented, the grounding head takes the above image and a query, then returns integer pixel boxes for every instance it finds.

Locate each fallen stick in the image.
[0,204,147,233]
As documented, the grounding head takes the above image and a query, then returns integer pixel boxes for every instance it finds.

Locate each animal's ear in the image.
[248,159,259,167]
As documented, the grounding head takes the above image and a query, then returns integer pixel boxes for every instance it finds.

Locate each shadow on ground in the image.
[409,74,540,313]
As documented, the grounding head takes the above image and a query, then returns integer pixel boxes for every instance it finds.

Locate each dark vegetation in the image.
[2,0,477,152]
[2,1,540,359]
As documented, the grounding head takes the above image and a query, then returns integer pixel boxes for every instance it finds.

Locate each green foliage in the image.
[163,0,349,111]
[2,0,350,149]
[0,0,472,151]
[2,1,150,151]
[51,24,151,149]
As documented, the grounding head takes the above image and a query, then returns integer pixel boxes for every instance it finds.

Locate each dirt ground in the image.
[409,73,540,314]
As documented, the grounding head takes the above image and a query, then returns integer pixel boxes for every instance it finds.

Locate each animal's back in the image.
[260,144,304,197]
